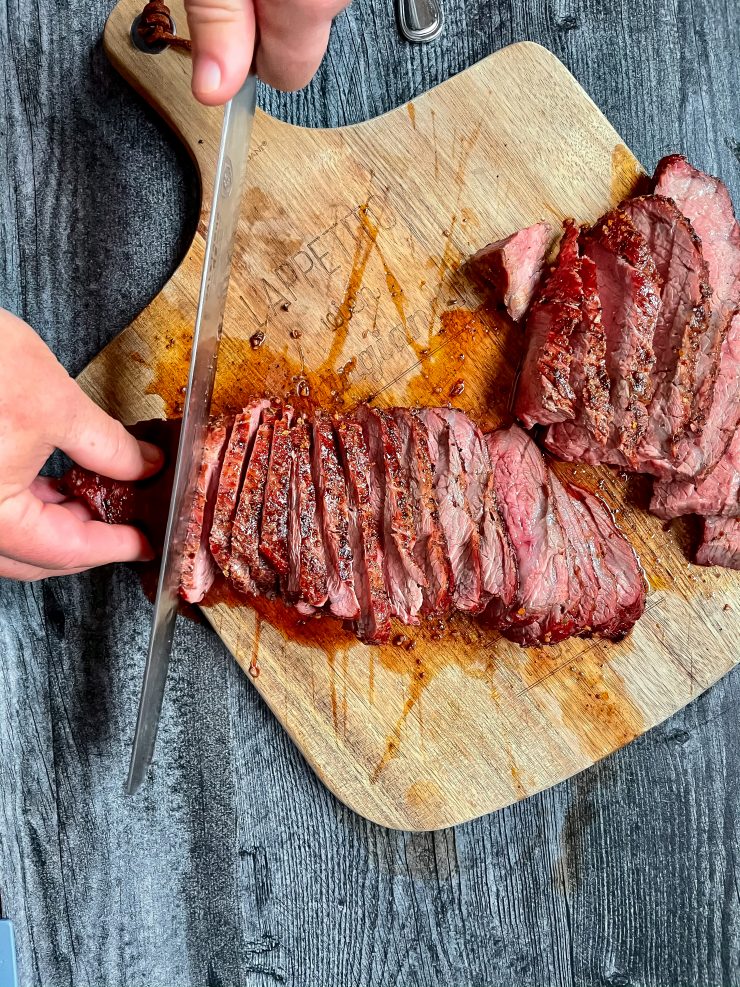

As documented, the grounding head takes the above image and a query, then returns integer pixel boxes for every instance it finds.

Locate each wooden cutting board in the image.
[84,0,740,830]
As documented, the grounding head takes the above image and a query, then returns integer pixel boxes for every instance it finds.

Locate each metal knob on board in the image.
[397,0,444,42]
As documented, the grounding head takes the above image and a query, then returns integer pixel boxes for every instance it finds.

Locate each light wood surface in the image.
[82,0,740,830]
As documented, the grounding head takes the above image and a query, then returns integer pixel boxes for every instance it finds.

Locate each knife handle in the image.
[396,0,444,42]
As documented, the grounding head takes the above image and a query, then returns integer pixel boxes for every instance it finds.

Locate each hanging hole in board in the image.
[130,12,176,54]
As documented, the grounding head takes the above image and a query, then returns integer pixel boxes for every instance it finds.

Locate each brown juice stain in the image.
[249,618,261,678]
[371,614,502,781]
[518,640,644,763]
[322,203,378,371]
[430,109,439,181]
[407,102,416,129]
[611,143,645,204]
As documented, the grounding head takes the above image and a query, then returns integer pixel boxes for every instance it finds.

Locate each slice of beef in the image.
[651,313,740,518]
[654,155,740,428]
[416,408,484,613]
[548,472,600,639]
[432,408,517,610]
[259,407,295,577]
[354,405,426,625]
[469,221,553,322]
[57,418,180,552]
[621,195,711,477]
[287,419,328,610]
[336,418,392,643]
[515,220,582,428]
[569,486,646,637]
[311,410,360,619]
[567,493,621,635]
[568,253,612,445]
[652,416,740,519]
[230,414,278,597]
[584,208,661,463]
[485,425,572,645]
[210,399,270,575]
[546,210,661,468]
[180,416,233,603]
[695,516,740,569]
[391,409,453,616]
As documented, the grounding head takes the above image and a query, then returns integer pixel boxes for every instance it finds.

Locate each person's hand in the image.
[185,0,348,105]
[0,309,163,581]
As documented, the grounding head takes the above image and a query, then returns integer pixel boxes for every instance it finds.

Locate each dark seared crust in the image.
[392,409,453,616]
[585,208,661,463]
[354,405,426,625]
[287,420,328,609]
[230,415,278,596]
[568,485,646,637]
[311,410,360,619]
[416,408,484,613]
[210,399,269,575]
[571,252,612,444]
[654,155,740,433]
[180,416,232,603]
[260,410,295,577]
[622,195,712,475]
[336,418,392,643]
[695,516,740,569]
[515,221,582,428]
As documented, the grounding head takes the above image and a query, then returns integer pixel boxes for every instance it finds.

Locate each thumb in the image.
[56,383,163,481]
[185,0,256,105]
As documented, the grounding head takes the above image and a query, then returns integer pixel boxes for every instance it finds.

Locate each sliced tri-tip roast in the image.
[58,407,645,647]
[508,155,740,572]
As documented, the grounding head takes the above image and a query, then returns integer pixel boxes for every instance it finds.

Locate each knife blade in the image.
[126,73,257,795]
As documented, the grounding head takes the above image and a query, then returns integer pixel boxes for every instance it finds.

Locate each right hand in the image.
[0,309,163,581]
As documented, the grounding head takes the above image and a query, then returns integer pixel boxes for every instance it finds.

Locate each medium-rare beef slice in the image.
[432,408,517,609]
[180,416,233,603]
[485,425,571,645]
[547,473,601,639]
[567,493,622,635]
[621,195,711,477]
[654,155,740,429]
[392,409,453,616]
[416,408,484,613]
[311,410,360,619]
[260,407,295,577]
[336,418,392,643]
[569,486,646,637]
[546,210,661,468]
[651,313,740,518]
[230,415,278,596]
[57,418,180,551]
[585,209,661,462]
[354,405,426,625]
[210,399,270,575]
[470,221,553,322]
[695,516,740,569]
[287,420,328,610]
[515,220,582,428]
[569,253,612,445]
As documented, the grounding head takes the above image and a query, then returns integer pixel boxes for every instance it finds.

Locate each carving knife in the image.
[126,74,257,795]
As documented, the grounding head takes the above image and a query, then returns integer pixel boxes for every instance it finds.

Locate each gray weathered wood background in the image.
[2,0,740,984]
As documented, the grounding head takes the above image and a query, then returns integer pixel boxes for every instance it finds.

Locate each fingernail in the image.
[140,441,164,467]
[193,56,222,96]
